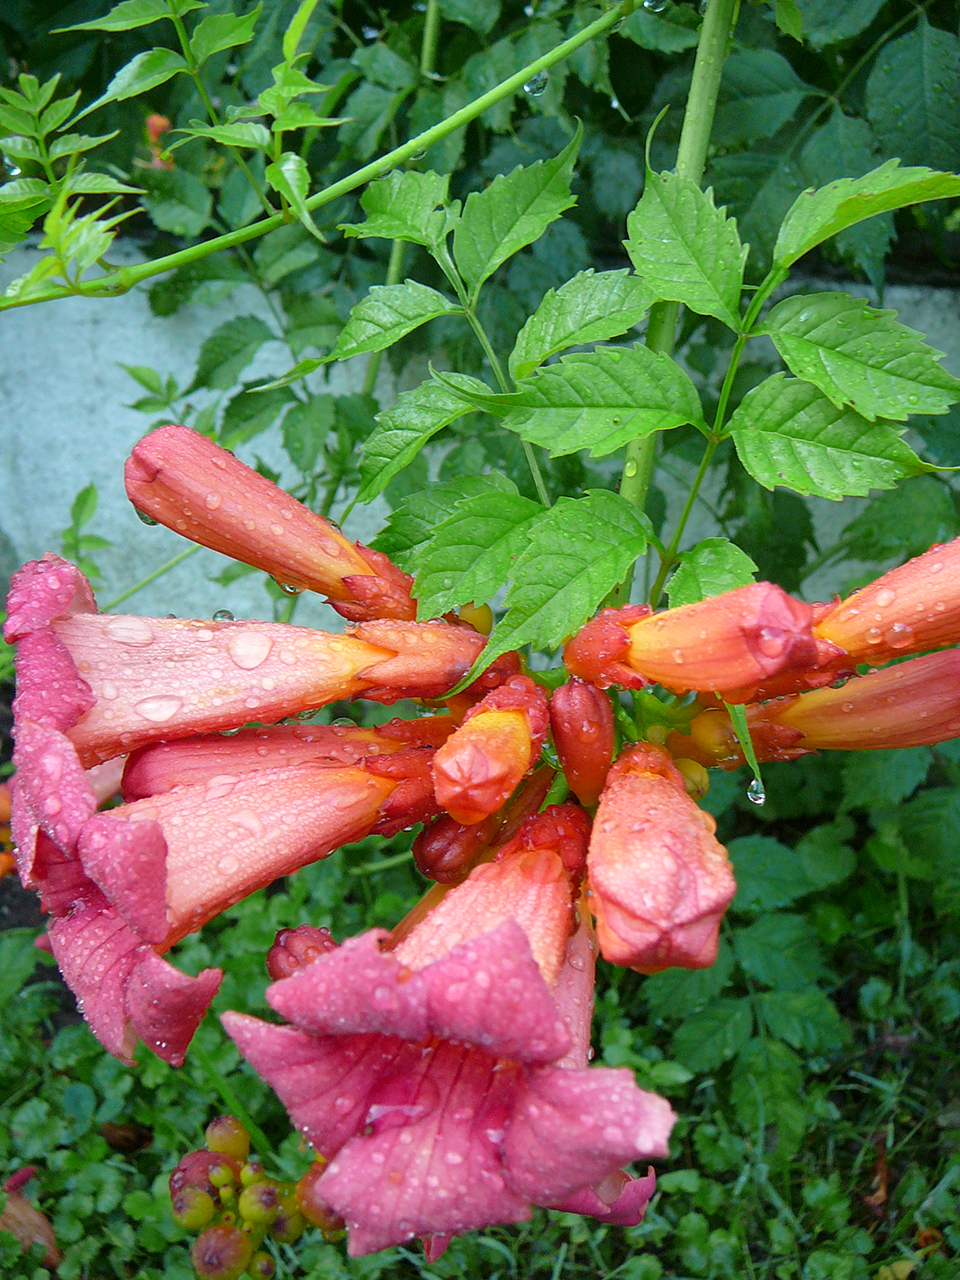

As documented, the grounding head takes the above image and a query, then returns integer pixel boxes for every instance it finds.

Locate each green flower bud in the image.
[205,1117,251,1164]
[171,1185,216,1231]
[238,1181,279,1226]
[191,1223,253,1280]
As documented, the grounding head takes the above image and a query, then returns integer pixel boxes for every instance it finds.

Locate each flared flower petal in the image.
[125,425,415,621]
[223,920,674,1256]
[432,675,548,825]
[815,535,960,665]
[565,586,823,702]
[588,744,736,972]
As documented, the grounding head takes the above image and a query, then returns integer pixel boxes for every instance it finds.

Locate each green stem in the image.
[101,545,199,611]
[420,0,442,78]
[362,239,407,396]
[647,438,718,606]
[189,1041,274,1159]
[1,4,626,312]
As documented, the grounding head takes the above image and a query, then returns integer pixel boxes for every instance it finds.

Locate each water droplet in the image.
[884,622,914,649]
[875,588,896,607]
[746,778,766,806]
[362,24,380,39]
[624,460,638,478]
[229,810,265,838]
[134,508,159,526]
[756,626,785,658]
[228,631,273,670]
[212,609,235,622]
[218,854,240,875]
[134,695,183,723]
[101,680,119,700]
[523,70,549,96]
[643,0,667,9]
[205,492,222,510]
[105,617,155,646]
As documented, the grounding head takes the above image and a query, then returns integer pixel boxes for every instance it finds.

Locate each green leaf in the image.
[189,315,276,392]
[714,49,817,148]
[665,538,757,608]
[734,914,825,990]
[372,474,516,563]
[509,269,653,381]
[282,0,322,63]
[774,158,960,270]
[70,483,98,529]
[731,1038,806,1159]
[757,989,843,1054]
[0,931,42,1007]
[119,364,164,396]
[438,0,500,35]
[774,0,803,41]
[842,747,932,811]
[64,173,144,195]
[412,491,544,618]
[218,382,294,449]
[839,476,957,561]
[139,166,212,238]
[0,136,42,162]
[56,0,199,32]
[670,997,754,1072]
[328,282,461,364]
[190,7,261,65]
[71,49,188,123]
[48,131,119,161]
[254,223,323,288]
[644,938,735,1020]
[625,169,747,329]
[172,121,271,150]
[453,125,581,302]
[865,18,960,174]
[270,103,345,132]
[281,394,336,471]
[727,374,929,500]
[728,835,817,912]
[356,374,486,503]
[340,169,456,250]
[796,0,883,49]
[469,490,649,679]
[799,112,894,292]
[353,43,418,92]
[709,150,805,275]
[760,292,960,422]
[444,346,704,458]
[265,152,325,242]
[621,2,701,53]
[794,822,856,892]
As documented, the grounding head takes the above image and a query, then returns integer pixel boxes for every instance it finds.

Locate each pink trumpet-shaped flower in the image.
[587,743,736,973]
[564,585,829,702]
[223,818,674,1256]
[125,425,416,621]
[5,555,488,767]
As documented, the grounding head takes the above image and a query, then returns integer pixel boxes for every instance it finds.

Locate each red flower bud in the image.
[191,1223,253,1280]
[550,680,615,806]
[266,926,338,980]
[588,744,735,972]
[432,675,549,824]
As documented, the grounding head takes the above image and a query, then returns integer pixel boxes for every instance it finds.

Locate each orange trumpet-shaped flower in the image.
[432,675,549,825]
[815,535,960,666]
[564,585,825,702]
[670,648,960,769]
[587,743,736,973]
[550,679,615,807]
[125,425,415,621]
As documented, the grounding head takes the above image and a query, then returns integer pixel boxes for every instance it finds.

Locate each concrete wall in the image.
[2,241,959,626]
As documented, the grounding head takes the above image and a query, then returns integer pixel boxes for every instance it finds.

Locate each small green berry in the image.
[205,1117,251,1164]
[248,1251,276,1280]
[171,1185,216,1231]
[191,1223,253,1280]
[238,1181,279,1226]
[239,1160,266,1188]
[208,1157,238,1189]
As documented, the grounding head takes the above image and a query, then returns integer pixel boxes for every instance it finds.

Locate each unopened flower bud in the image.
[672,758,710,800]
[549,680,615,807]
[207,1157,239,1189]
[412,811,501,881]
[458,602,493,635]
[205,1116,250,1164]
[296,1161,346,1236]
[266,925,338,980]
[270,1184,306,1243]
[239,1160,266,1187]
[171,1184,217,1230]
[191,1222,253,1280]
[249,1251,276,1280]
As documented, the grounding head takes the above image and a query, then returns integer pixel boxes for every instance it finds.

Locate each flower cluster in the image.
[8,424,960,1260]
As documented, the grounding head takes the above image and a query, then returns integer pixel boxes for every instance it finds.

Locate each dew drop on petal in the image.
[218,854,240,875]
[875,588,896,608]
[228,631,273,670]
[884,622,914,649]
[213,609,235,623]
[229,810,265,839]
[105,617,155,646]
[134,695,183,722]
[205,493,222,510]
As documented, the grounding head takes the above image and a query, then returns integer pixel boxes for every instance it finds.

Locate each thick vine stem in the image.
[0,4,626,313]
[617,0,740,600]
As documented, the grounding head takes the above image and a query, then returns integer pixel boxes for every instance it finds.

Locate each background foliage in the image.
[3,0,960,1276]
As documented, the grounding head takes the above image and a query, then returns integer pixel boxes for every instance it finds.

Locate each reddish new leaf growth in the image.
[125,426,415,621]
[550,680,616,806]
[267,926,339,980]
[432,676,549,825]
[587,743,736,973]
